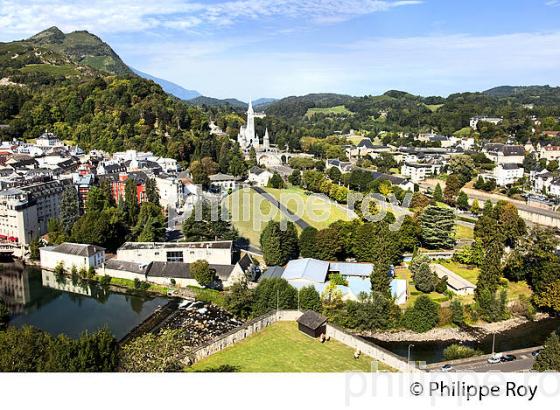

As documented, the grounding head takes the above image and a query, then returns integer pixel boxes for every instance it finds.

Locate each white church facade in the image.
[237,99,270,152]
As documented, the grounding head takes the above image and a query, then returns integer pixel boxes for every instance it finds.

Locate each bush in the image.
[100,275,111,286]
[450,300,465,326]
[401,295,440,333]
[299,286,321,312]
[435,276,448,294]
[253,278,297,316]
[224,281,254,319]
[443,344,483,361]
[190,260,216,288]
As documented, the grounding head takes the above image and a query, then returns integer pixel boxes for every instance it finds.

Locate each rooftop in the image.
[48,242,105,257]
[118,240,233,251]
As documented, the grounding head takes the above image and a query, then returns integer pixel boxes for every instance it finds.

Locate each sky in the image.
[1,0,560,100]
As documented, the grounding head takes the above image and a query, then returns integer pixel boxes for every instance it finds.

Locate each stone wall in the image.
[188,310,422,372]
[188,310,302,364]
[326,323,421,373]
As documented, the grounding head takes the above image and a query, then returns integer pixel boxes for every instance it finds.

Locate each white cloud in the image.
[0,0,421,39]
[546,0,560,7]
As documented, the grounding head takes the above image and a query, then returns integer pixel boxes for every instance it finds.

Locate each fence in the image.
[188,310,422,372]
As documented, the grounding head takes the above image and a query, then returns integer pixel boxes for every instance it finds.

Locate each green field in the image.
[455,224,474,240]
[306,105,352,118]
[265,187,356,230]
[396,267,450,308]
[223,188,283,246]
[439,260,479,284]
[425,103,444,112]
[189,321,393,372]
[20,63,79,76]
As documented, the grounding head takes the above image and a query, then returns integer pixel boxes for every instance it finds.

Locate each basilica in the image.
[237,99,270,152]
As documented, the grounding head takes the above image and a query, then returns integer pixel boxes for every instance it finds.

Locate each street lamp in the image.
[408,344,415,363]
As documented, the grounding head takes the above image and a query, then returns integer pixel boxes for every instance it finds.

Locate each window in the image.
[166,251,183,262]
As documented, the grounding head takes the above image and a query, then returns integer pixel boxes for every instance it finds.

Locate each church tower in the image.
[246,98,259,150]
[263,128,270,151]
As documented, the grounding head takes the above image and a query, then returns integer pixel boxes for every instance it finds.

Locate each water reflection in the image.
[0,261,167,339]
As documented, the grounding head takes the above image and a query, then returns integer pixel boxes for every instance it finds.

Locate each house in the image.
[96,162,127,175]
[401,162,442,183]
[531,169,555,194]
[297,310,327,338]
[325,159,353,173]
[537,144,560,163]
[482,143,525,165]
[116,240,234,265]
[390,279,408,305]
[208,173,241,192]
[40,243,105,271]
[493,164,524,186]
[431,264,475,295]
[35,132,62,148]
[247,166,273,187]
[470,116,503,129]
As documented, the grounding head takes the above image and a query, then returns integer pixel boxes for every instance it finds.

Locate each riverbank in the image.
[362,313,551,343]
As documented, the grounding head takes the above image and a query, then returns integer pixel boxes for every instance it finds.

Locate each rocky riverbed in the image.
[161,302,243,348]
[362,313,551,343]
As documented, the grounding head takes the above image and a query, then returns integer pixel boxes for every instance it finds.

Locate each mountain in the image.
[25,26,132,76]
[189,96,248,108]
[483,85,560,98]
[131,68,200,100]
[264,93,353,118]
[253,98,277,109]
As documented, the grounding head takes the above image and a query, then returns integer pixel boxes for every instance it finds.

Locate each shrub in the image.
[443,344,483,361]
[450,300,465,326]
[190,260,216,288]
[401,295,440,333]
[100,275,111,286]
[299,286,321,312]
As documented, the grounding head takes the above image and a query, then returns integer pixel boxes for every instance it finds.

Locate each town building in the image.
[537,144,560,163]
[247,166,273,187]
[35,132,62,148]
[237,99,270,152]
[470,116,503,129]
[401,162,442,183]
[115,240,234,265]
[40,242,105,271]
[325,159,353,173]
[482,143,525,165]
[208,173,241,192]
[493,164,524,187]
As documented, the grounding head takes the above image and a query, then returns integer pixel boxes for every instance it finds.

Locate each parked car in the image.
[487,355,501,364]
[441,364,454,372]
[532,349,542,357]
[501,354,517,362]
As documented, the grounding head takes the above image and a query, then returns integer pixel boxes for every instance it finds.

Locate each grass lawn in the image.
[503,279,532,300]
[265,187,356,230]
[439,260,479,284]
[94,276,169,295]
[425,103,444,112]
[187,286,226,307]
[20,63,79,76]
[395,267,450,308]
[455,224,474,240]
[306,105,352,118]
[189,321,393,372]
[224,188,283,246]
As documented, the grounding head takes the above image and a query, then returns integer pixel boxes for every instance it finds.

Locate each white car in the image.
[487,355,501,364]
[441,364,454,372]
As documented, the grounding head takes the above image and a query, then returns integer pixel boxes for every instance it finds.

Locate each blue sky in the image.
[1,0,560,99]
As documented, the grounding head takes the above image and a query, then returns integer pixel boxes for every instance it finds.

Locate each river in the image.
[367,317,560,363]
[0,261,167,339]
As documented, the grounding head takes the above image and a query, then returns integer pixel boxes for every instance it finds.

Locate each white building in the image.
[537,144,560,163]
[493,164,524,187]
[35,132,62,148]
[247,166,273,187]
[401,162,442,183]
[237,99,270,152]
[208,173,241,192]
[115,241,233,265]
[483,143,525,165]
[40,243,105,271]
[0,181,63,245]
[470,116,503,129]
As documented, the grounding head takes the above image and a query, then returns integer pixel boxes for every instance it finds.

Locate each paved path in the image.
[251,187,311,230]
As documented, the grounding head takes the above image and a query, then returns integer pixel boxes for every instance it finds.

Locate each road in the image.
[251,186,311,230]
[428,347,541,373]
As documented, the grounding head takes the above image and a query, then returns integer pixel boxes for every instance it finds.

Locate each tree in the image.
[133,202,165,242]
[120,329,184,372]
[288,169,301,186]
[29,237,41,260]
[0,298,9,329]
[419,205,455,249]
[456,191,469,211]
[190,157,219,188]
[224,281,254,319]
[145,178,160,207]
[86,184,113,213]
[329,292,400,331]
[444,174,463,204]
[450,300,465,326]
[260,221,299,266]
[533,280,560,313]
[533,332,560,372]
[327,166,342,184]
[47,218,66,245]
[314,228,343,261]
[267,172,285,189]
[60,186,80,233]
[447,155,476,185]
[299,226,318,258]
[299,286,322,312]
[401,296,440,333]
[182,202,237,242]
[190,260,216,288]
[123,178,139,225]
[253,278,297,316]
[71,208,128,251]
[411,255,437,293]
[433,183,443,202]
[470,198,480,215]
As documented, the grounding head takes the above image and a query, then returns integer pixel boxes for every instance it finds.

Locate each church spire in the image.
[247,97,254,114]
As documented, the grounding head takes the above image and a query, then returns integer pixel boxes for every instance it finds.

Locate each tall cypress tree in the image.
[260,221,299,266]
[60,186,79,234]
[419,205,455,249]
[124,178,139,226]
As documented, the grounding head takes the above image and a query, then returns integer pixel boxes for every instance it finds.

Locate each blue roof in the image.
[329,262,373,277]
[282,258,329,283]
[259,266,284,282]
[347,277,371,295]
